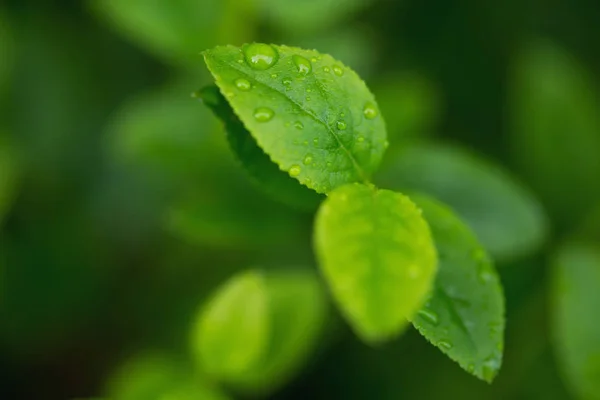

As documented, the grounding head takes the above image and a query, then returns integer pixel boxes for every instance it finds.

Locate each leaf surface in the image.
[314,183,437,343]
[203,44,387,194]
[410,194,505,383]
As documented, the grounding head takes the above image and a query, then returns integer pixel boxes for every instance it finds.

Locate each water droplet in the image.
[234,78,251,91]
[289,165,301,177]
[271,73,278,78]
[243,43,279,70]
[478,267,493,284]
[307,88,312,93]
[326,161,332,168]
[306,96,311,101]
[303,177,312,185]
[225,91,235,98]
[467,364,475,373]
[303,140,308,145]
[237,59,244,64]
[384,140,389,148]
[303,155,313,165]
[254,107,274,122]
[438,341,453,350]
[293,55,312,75]
[333,65,344,76]
[311,57,317,62]
[364,102,378,119]
[357,136,365,142]
[481,356,500,382]
[294,121,304,130]
[190,90,202,99]
[283,78,292,85]
[313,138,319,145]
[323,66,331,73]
[417,309,439,326]
[337,121,347,130]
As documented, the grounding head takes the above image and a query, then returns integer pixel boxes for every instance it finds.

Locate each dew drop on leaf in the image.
[357,136,365,142]
[289,165,302,177]
[303,155,313,165]
[294,121,304,130]
[336,121,347,130]
[253,107,274,122]
[438,341,453,350]
[363,102,378,119]
[234,78,251,91]
[243,43,279,70]
[417,309,440,326]
[293,55,312,75]
[333,65,344,76]
[323,66,330,73]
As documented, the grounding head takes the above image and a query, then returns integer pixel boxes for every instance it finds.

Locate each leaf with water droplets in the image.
[202,44,387,195]
[314,183,437,343]
[551,242,600,400]
[198,85,322,210]
[409,194,505,383]
[377,143,548,262]
[191,270,270,383]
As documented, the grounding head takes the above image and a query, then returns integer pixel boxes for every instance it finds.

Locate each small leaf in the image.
[509,40,600,226]
[105,352,229,400]
[409,194,505,383]
[202,44,387,194]
[377,143,548,262]
[191,270,269,382]
[199,85,322,210]
[235,270,329,394]
[551,241,600,400]
[314,183,437,343]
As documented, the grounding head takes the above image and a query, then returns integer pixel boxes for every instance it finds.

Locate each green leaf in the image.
[509,41,600,225]
[314,183,437,343]
[255,0,374,34]
[90,0,254,66]
[105,352,229,400]
[0,135,18,226]
[551,242,600,400]
[234,270,328,394]
[191,270,269,383]
[376,143,548,262]
[0,12,14,96]
[199,85,322,210]
[202,44,388,194]
[409,194,505,383]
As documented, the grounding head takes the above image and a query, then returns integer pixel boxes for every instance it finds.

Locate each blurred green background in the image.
[1,0,599,399]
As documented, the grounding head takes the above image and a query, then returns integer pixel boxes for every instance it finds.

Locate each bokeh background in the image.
[1,0,600,399]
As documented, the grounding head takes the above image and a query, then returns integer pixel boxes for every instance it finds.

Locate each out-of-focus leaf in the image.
[293,26,379,78]
[551,241,600,400]
[509,41,600,226]
[202,44,388,194]
[90,0,255,66]
[0,135,18,225]
[376,143,548,262]
[256,0,374,34]
[314,183,437,343]
[373,72,441,142]
[105,352,229,400]
[234,270,328,394]
[410,194,505,383]
[199,85,322,210]
[191,270,270,383]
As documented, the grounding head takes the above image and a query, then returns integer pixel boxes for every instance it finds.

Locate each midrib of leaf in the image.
[215,57,370,183]
[436,287,479,355]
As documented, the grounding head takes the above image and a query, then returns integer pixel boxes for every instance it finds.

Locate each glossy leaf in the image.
[314,183,437,343]
[376,143,548,262]
[191,270,269,382]
[199,85,322,210]
[105,352,229,400]
[90,0,253,65]
[551,242,600,400]
[509,41,600,225]
[410,194,505,383]
[235,270,329,394]
[202,44,387,194]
